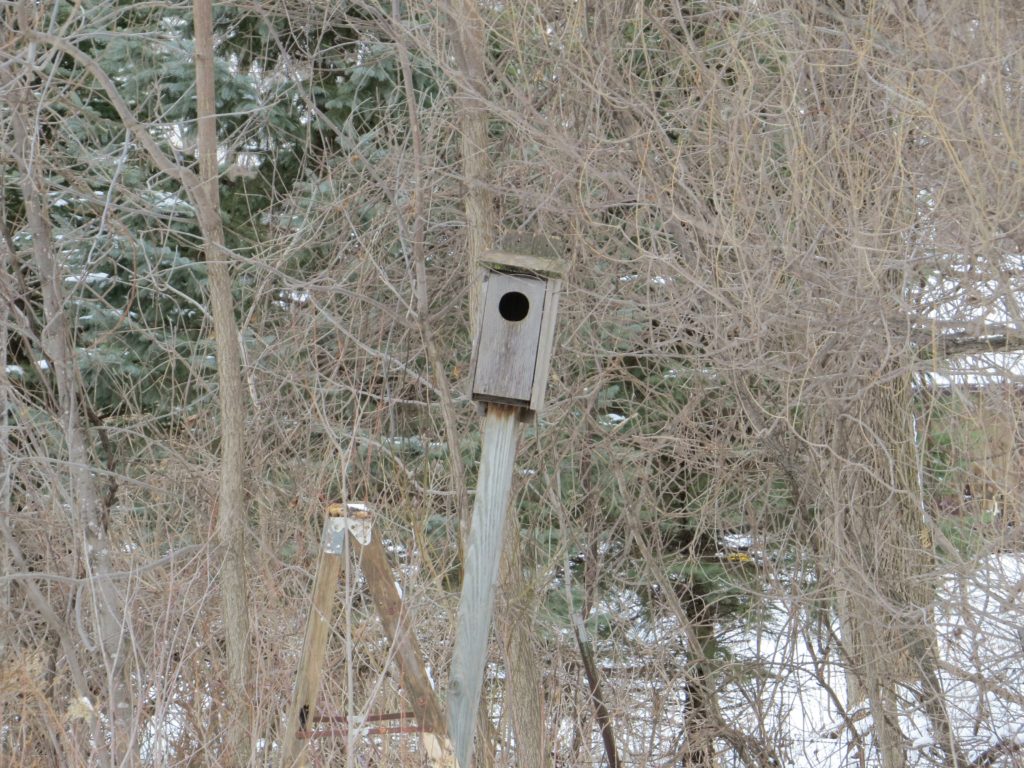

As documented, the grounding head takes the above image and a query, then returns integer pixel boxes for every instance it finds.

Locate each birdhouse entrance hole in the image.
[498,291,530,322]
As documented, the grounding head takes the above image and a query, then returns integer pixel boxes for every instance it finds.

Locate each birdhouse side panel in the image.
[529,278,561,412]
[472,273,547,405]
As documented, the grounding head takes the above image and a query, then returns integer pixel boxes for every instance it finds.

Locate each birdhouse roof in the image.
[480,250,566,278]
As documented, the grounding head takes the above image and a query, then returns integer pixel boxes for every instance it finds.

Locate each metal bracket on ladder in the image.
[321,504,372,554]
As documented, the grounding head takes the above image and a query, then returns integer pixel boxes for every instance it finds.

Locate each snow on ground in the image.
[129,551,1023,765]
[715,553,1024,767]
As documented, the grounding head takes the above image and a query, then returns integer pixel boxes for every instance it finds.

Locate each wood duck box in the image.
[470,241,565,415]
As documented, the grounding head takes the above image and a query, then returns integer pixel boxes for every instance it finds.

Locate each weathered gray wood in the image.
[529,277,561,414]
[472,273,547,405]
[479,250,566,278]
[491,234,565,270]
[448,405,521,768]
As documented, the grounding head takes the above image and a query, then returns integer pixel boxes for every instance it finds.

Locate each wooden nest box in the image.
[470,237,565,415]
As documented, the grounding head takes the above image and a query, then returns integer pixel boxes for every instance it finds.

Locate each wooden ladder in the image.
[279,502,456,768]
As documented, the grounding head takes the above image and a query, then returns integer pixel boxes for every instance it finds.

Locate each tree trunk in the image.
[819,365,942,768]
[193,1,252,763]
[680,589,718,767]
[28,11,256,763]
[446,0,493,346]
[6,41,130,763]
[446,6,547,765]
[497,522,547,768]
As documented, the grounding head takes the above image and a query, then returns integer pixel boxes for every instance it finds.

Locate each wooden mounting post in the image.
[448,404,521,768]
[449,238,564,768]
